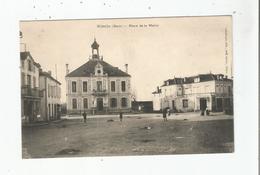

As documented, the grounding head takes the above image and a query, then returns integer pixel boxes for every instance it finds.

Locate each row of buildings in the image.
[152,73,233,113]
[20,51,61,123]
[65,39,233,115]
[20,37,233,122]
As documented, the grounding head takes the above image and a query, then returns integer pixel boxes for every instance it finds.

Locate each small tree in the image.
[130,88,137,102]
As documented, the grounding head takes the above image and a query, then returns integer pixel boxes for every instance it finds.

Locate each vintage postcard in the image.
[20,16,233,158]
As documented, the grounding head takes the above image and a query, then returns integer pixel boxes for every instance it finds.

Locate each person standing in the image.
[163,108,167,121]
[82,111,87,123]
[167,108,171,117]
[205,106,210,116]
[119,112,123,122]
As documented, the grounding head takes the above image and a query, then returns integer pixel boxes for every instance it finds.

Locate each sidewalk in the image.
[62,112,233,122]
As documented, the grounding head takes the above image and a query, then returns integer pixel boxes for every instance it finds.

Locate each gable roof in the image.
[161,73,232,87]
[40,71,61,85]
[66,59,130,77]
[20,51,31,60]
[20,51,41,68]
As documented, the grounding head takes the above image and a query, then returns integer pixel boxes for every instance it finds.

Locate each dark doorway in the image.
[25,100,34,122]
[216,98,223,111]
[97,98,103,111]
[172,100,176,111]
[200,98,207,110]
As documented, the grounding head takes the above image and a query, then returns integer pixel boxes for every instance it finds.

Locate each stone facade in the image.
[20,52,41,123]
[39,71,61,121]
[20,51,62,123]
[153,74,233,113]
[66,39,131,114]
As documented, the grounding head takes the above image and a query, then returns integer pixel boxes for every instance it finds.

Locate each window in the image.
[72,81,77,92]
[93,49,98,55]
[54,86,57,98]
[177,87,182,96]
[33,77,36,88]
[48,85,50,97]
[21,72,25,86]
[121,81,126,92]
[52,104,54,117]
[97,70,101,74]
[58,87,60,98]
[111,81,115,92]
[51,86,53,97]
[224,98,231,107]
[72,98,77,109]
[48,104,51,117]
[121,98,127,107]
[228,86,231,95]
[110,98,117,108]
[53,86,55,97]
[21,60,24,68]
[97,81,102,91]
[83,81,88,92]
[32,64,35,72]
[183,99,188,108]
[83,98,88,109]
[28,60,32,71]
[27,75,31,87]
[194,77,200,83]
[56,87,58,98]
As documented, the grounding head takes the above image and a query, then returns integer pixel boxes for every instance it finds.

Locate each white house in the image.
[152,74,233,113]
[39,71,61,121]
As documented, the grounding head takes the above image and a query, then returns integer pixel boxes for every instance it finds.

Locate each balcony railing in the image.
[92,89,108,96]
[21,86,42,98]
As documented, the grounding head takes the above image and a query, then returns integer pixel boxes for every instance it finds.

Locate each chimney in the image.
[48,71,52,76]
[125,64,128,73]
[66,64,69,75]
[157,86,160,93]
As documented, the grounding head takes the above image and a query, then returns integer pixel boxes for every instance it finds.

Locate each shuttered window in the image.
[72,81,77,92]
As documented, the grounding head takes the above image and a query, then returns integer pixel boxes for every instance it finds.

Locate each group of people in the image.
[81,106,210,124]
[201,106,210,116]
[162,108,171,121]
[81,111,124,123]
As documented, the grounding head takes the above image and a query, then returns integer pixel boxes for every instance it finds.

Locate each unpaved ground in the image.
[22,113,234,158]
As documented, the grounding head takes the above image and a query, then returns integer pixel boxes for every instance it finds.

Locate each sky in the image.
[20,16,232,102]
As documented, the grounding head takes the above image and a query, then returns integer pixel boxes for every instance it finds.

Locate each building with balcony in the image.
[20,51,42,123]
[152,73,233,113]
[65,39,131,114]
[39,71,61,121]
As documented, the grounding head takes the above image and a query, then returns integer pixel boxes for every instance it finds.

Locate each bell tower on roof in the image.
[91,38,100,59]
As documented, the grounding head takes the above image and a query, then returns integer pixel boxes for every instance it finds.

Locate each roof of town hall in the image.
[66,59,131,77]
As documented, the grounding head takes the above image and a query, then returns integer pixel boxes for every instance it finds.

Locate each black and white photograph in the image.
[0,0,258,175]
[20,16,234,158]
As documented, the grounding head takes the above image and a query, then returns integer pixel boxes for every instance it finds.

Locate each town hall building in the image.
[65,39,131,114]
